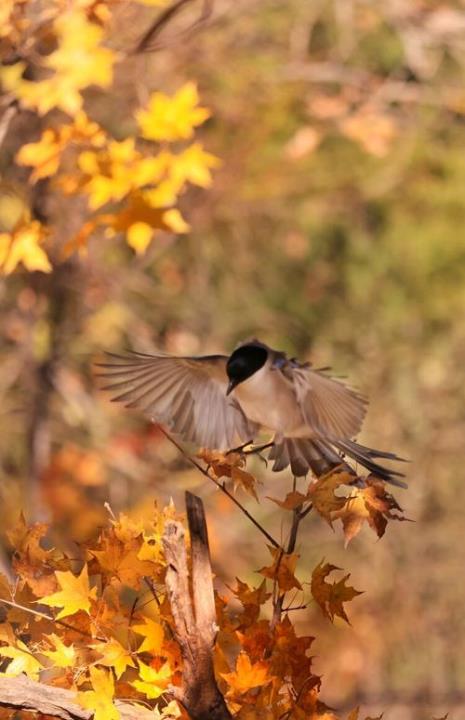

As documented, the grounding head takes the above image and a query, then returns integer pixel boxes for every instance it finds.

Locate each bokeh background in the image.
[1,1,465,718]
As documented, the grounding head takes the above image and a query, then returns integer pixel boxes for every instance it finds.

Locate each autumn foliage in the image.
[0,1,420,718]
[0,444,407,719]
[0,0,218,272]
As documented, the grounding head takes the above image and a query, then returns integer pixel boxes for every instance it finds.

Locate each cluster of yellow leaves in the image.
[1,9,115,116]
[1,1,219,273]
[0,507,181,718]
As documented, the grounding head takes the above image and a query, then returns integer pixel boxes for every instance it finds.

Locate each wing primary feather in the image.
[126,370,188,410]
[110,367,182,404]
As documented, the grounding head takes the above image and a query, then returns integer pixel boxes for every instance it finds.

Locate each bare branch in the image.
[162,494,232,720]
[132,0,214,55]
[186,491,216,646]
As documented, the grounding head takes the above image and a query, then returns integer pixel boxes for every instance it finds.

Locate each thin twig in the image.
[131,0,213,54]
[159,428,280,548]
[0,103,17,150]
[299,502,313,520]
[271,505,302,629]
[0,598,103,641]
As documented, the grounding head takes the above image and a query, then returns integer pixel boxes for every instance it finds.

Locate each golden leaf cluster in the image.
[0,0,219,274]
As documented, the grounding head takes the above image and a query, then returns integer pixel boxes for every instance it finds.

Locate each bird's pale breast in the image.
[232,363,308,436]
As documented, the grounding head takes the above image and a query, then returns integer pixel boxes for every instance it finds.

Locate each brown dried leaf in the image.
[333,477,408,545]
[259,547,302,595]
[267,490,308,510]
[308,471,353,525]
[311,561,362,624]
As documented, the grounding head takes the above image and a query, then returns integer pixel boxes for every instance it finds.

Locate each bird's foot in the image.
[226,441,274,468]
[242,441,275,456]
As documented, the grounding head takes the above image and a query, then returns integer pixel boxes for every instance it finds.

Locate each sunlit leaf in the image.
[40,565,97,620]
[137,83,210,142]
[78,666,120,720]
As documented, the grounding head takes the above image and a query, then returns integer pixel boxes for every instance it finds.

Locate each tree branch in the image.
[159,428,280,548]
[0,675,156,720]
[131,0,213,54]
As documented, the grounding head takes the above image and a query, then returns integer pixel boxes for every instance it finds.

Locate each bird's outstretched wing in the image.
[281,361,368,440]
[96,351,259,450]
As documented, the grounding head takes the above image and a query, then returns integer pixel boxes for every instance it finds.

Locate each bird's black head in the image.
[226,343,268,395]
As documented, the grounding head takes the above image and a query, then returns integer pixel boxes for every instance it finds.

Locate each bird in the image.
[96,338,406,487]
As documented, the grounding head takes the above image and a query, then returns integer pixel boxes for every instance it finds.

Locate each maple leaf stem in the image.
[159,428,280,549]
[0,597,103,641]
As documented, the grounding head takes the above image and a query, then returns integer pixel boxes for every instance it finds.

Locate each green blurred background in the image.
[1,1,465,717]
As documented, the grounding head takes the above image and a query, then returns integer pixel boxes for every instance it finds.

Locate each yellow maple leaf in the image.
[112,513,144,544]
[137,83,210,142]
[171,143,220,188]
[2,11,115,116]
[40,565,97,620]
[137,532,164,564]
[78,666,120,720]
[132,659,172,699]
[41,633,76,668]
[0,639,43,680]
[153,700,182,719]
[48,10,114,89]
[0,220,51,275]
[221,652,273,694]
[133,617,165,655]
[16,129,63,182]
[93,637,136,679]
[17,113,106,182]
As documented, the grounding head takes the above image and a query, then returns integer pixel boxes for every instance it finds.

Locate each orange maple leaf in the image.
[221,652,274,694]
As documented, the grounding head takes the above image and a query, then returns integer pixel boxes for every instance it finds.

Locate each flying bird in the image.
[97,339,406,487]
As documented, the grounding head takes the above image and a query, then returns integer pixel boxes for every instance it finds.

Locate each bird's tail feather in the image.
[268,437,407,488]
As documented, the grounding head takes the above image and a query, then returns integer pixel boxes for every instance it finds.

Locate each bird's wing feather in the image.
[96,352,258,450]
[289,365,367,439]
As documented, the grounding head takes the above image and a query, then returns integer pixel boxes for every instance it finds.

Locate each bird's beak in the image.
[226,379,236,396]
